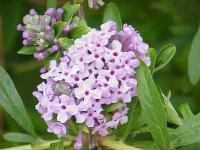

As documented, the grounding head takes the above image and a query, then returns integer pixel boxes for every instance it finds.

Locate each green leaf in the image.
[0,66,36,136]
[53,22,68,37]
[103,102,122,113]
[131,141,159,150]
[188,26,200,85]
[68,26,90,39]
[170,113,200,148]
[17,46,36,55]
[63,4,80,22]
[50,140,64,150]
[178,103,194,120]
[162,91,183,126]
[115,99,142,141]
[59,38,74,49]
[3,132,36,143]
[154,44,176,73]
[68,120,79,135]
[103,2,122,31]
[148,48,156,74]
[136,62,170,150]
[47,0,57,8]
[45,51,63,69]
[78,123,89,133]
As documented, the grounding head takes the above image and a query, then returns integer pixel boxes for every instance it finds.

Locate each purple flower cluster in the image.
[33,21,150,140]
[17,8,69,60]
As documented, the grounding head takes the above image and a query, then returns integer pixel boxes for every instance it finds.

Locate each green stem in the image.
[101,138,142,150]
[0,139,71,150]
[1,136,141,150]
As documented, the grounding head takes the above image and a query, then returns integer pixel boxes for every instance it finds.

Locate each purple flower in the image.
[93,121,109,136]
[45,8,63,23]
[33,21,150,138]
[17,8,71,60]
[74,77,102,101]
[74,131,83,150]
[56,95,78,123]
[47,122,67,138]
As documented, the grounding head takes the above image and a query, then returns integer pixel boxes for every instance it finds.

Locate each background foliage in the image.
[0,0,200,148]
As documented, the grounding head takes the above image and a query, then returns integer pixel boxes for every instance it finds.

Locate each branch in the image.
[100,138,142,150]
[0,139,71,150]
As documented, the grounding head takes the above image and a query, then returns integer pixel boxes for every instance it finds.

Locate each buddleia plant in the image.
[1,0,200,150]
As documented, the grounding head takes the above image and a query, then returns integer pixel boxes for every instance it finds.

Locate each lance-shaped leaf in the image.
[59,38,74,49]
[17,46,36,55]
[50,140,64,150]
[63,4,80,22]
[53,22,68,37]
[136,62,170,150]
[170,113,200,148]
[162,91,183,126]
[188,26,200,85]
[115,99,142,141]
[103,102,122,113]
[0,66,36,136]
[103,2,122,31]
[148,48,156,74]
[178,103,194,120]
[154,44,176,73]
[47,0,57,8]
[68,26,90,39]
[3,132,36,143]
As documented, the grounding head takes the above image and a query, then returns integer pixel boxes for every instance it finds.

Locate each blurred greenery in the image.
[0,0,200,148]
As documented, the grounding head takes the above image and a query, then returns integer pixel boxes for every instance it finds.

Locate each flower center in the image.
[95,54,99,58]
[61,105,66,109]
[110,70,115,75]
[85,91,89,96]
[113,52,118,56]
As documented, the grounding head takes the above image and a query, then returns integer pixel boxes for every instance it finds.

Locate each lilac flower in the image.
[74,131,83,150]
[56,95,78,123]
[47,122,67,138]
[33,21,150,138]
[45,8,63,23]
[74,77,102,101]
[108,107,128,128]
[93,121,109,136]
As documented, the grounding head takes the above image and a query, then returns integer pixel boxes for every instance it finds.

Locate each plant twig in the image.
[100,138,142,150]
[73,0,85,19]
[0,139,71,150]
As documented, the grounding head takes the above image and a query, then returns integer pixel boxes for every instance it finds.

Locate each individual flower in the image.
[74,131,83,150]
[47,122,67,138]
[33,21,150,148]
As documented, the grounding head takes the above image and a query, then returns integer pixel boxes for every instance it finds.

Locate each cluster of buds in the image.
[88,0,105,9]
[17,8,72,60]
[33,21,150,149]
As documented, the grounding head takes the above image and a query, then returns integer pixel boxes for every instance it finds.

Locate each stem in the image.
[73,0,85,19]
[1,137,142,150]
[100,138,142,150]
[0,139,71,150]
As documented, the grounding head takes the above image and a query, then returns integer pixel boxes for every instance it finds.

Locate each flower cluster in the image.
[17,8,72,60]
[33,21,150,141]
